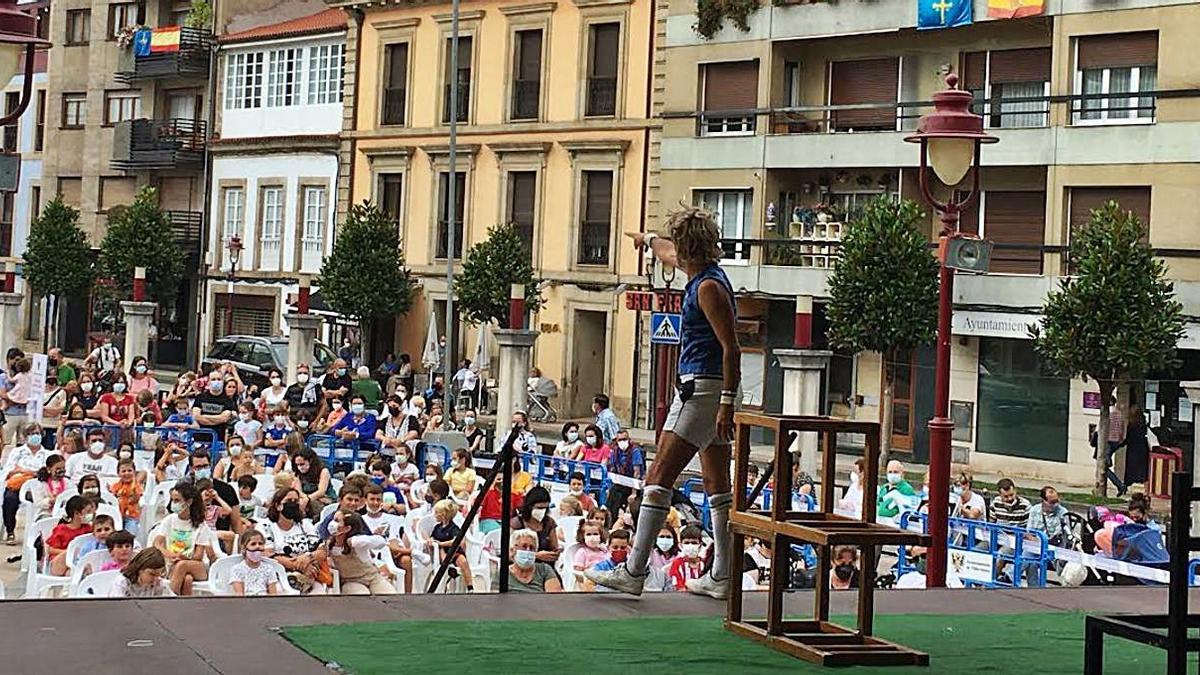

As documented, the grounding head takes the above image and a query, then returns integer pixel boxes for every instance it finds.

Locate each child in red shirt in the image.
[46,495,95,576]
[477,476,525,533]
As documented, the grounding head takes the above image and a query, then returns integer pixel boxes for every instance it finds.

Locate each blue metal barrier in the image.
[518,452,610,503]
[1189,559,1200,585]
[420,443,452,471]
[896,511,1052,588]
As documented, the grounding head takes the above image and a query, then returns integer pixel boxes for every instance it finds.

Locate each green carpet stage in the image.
[283,613,1192,674]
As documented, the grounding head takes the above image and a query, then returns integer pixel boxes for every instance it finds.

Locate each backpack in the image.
[1111,523,1169,568]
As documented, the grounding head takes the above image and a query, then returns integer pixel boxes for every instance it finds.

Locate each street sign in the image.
[625,291,654,312]
[650,312,681,345]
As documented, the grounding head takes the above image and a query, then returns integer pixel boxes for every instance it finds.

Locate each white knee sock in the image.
[626,485,672,576]
[709,492,734,581]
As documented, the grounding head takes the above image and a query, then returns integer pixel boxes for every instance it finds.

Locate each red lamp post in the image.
[904,74,997,587]
[225,235,243,337]
[0,1,49,128]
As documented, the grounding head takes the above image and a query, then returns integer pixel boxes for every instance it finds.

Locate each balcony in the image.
[111,118,207,172]
[586,77,617,117]
[115,27,214,84]
[165,210,203,261]
[512,78,540,120]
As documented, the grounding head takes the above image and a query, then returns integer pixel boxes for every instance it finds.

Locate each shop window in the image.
[976,337,1068,461]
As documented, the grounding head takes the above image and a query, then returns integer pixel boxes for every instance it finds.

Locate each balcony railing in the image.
[512,78,540,120]
[114,27,214,84]
[382,86,406,125]
[166,210,203,260]
[586,76,617,117]
[442,82,470,123]
[111,118,207,172]
[578,220,610,265]
[436,219,464,259]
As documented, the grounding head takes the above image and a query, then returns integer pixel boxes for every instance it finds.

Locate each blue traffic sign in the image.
[650,312,682,345]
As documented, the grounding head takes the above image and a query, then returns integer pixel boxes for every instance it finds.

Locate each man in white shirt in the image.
[85,338,122,377]
[951,472,986,521]
[452,359,479,410]
[66,430,119,481]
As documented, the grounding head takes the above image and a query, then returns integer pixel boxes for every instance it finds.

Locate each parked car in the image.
[201,335,336,391]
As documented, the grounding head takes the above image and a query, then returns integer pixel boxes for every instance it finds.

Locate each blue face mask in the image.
[193,467,211,480]
[337,368,347,377]
[514,549,537,568]
[27,433,41,447]
[370,476,385,485]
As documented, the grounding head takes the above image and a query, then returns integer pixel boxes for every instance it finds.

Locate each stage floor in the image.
[0,587,1182,674]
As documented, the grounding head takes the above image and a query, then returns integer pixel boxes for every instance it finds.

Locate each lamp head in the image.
[904,74,997,187]
[227,235,243,265]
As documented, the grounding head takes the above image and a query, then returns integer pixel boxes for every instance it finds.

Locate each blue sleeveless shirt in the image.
[677,264,736,377]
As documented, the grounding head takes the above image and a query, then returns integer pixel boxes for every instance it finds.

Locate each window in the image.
[1068,186,1151,237]
[108,2,144,39]
[511,30,542,120]
[381,43,408,125]
[222,186,245,241]
[224,52,265,110]
[30,185,40,220]
[578,170,612,265]
[696,190,752,262]
[302,187,327,250]
[507,171,536,254]
[100,176,137,211]
[260,187,283,243]
[442,36,472,123]
[960,191,1046,274]
[379,173,403,226]
[104,90,141,125]
[57,177,82,207]
[34,90,44,151]
[585,23,619,117]
[61,93,86,128]
[266,49,300,107]
[699,61,758,136]
[977,338,1069,461]
[2,92,17,152]
[0,192,12,256]
[1076,32,1157,123]
[307,44,344,105]
[962,48,1051,129]
[66,9,90,46]
[436,171,466,258]
[829,58,899,131]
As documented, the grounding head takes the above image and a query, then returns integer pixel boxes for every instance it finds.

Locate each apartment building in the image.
[200,8,346,349]
[660,0,1200,483]
[333,0,664,421]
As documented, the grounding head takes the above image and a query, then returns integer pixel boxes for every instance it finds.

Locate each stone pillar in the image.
[0,291,20,353]
[777,349,832,479]
[494,328,538,426]
[284,313,322,382]
[120,301,157,363]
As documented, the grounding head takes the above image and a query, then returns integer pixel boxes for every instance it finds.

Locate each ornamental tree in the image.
[23,197,95,347]
[455,223,544,326]
[1032,201,1184,497]
[99,186,186,307]
[825,197,939,466]
[319,202,416,362]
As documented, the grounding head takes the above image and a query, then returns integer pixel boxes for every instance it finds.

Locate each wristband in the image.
[642,233,658,251]
[720,394,736,406]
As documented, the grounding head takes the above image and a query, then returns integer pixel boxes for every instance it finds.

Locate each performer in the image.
[586,206,740,598]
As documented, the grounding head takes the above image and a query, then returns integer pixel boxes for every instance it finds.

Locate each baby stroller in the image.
[1067,506,1162,586]
[527,376,559,423]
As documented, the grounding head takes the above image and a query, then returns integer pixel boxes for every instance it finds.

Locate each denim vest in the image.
[677,264,735,378]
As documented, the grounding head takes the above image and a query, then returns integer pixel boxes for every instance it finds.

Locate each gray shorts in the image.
[662,378,730,449]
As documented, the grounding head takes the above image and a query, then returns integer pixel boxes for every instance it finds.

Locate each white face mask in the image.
[270,377,282,387]
[297,420,310,429]
[585,435,597,446]
[239,412,251,422]
[617,440,630,451]
[297,373,309,384]
[89,440,105,456]
[570,488,584,497]
[531,507,547,522]
[681,543,701,559]
[655,536,674,552]
[81,382,94,392]
[567,431,579,443]
[584,533,601,547]
[274,416,287,426]
[332,401,343,410]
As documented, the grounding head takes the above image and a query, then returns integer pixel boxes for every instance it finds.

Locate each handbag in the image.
[6,470,34,492]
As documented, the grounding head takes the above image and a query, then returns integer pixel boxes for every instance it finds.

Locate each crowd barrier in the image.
[681,480,817,532]
[896,511,1053,588]
[516,452,610,504]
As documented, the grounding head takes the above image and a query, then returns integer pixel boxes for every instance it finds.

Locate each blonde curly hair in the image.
[665,205,723,266]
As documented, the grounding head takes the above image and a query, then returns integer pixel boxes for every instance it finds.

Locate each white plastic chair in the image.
[69,548,116,595]
[559,542,585,592]
[557,515,583,549]
[73,570,121,597]
[410,514,438,592]
[251,473,277,505]
[319,502,339,522]
[51,490,117,517]
[96,502,122,526]
[141,480,177,545]
[371,547,407,593]
[205,554,243,595]
[18,479,39,529]
[24,517,70,598]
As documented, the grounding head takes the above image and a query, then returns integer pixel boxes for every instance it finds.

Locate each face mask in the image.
[514,549,536,569]
[464,417,475,426]
[297,420,310,430]
[169,501,184,514]
[531,507,546,522]
[610,549,628,564]
[81,382,94,392]
[274,416,287,426]
[297,373,309,384]
[886,472,902,485]
[570,488,584,497]
[388,406,401,416]
[617,440,630,451]
[83,487,99,496]
[229,445,243,457]
[281,503,303,521]
[332,401,343,410]
[270,377,282,387]
[119,450,132,460]
[112,383,127,394]
[585,533,602,547]
[566,431,579,443]
[89,441,105,455]
[27,433,41,447]
[397,454,408,464]
[239,412,251,422]
[370,476,385,485]
[655,536,674,552]
[193,468,211,480]
[351,403,365,415]
[834,563,856,582]
[337,368,347,377]
[209,381,223,392]
[245,550,264,563]
[585,435,597,446]
[952,486,964,497]
[82,512,94,524]
[135,365,147,374]
[681,543,701,559]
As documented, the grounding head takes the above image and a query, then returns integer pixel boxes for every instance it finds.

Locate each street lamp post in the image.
[225,235,243,338]
[904,74,997,588]
[0,1,47,128]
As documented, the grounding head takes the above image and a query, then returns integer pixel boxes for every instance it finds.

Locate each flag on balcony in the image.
[918,0,972,29]
[986,0,1044,18]
[149,26,182,53]
[132,29,152,57]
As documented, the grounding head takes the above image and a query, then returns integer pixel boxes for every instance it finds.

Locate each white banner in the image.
[29,353,47,423]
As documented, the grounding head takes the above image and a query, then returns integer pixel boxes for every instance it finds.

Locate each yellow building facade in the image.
[334,0,664,422]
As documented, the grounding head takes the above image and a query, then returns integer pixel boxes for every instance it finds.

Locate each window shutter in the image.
[829,58,899,130]
[1069,187,1151,231]
[1077,32,1158,70]
[585,171,613,222]
[509,172,536,224]
[956,192,980,235]
[702,60,758,111]
[387,43,408,88]
[962,51,987,91]
[989,48,1051,84]
[984,191,1045,274]
[517,30,542,81]
[590,23,619,78]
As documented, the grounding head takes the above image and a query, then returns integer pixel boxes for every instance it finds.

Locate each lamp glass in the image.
[927,137,975,186]
[0,44,22,89]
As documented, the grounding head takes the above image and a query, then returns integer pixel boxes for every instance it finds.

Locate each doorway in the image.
[569,309,608,417]
[889,350,916,452]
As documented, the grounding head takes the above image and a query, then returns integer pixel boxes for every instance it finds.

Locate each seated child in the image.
[230,529,280,596]
[429,498,474,592]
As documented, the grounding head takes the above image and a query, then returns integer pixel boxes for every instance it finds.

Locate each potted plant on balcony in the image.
[185,1,213,29]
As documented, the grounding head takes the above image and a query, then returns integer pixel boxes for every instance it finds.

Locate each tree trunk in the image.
[879,352,895,472]
[359,317,372,368]
[1095,379,1115,498]
[53,296,61,351]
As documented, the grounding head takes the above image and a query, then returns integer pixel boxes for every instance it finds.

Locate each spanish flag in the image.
[987,0,1043,18]
[149,26,182,53]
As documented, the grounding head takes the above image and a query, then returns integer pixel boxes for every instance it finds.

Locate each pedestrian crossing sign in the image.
[650,312,682,345]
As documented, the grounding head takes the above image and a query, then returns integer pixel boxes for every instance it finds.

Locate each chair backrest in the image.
[251,473,277,504]
[264,558,298,595]
[96,502,122,527]
[329,477,343,495]
[64,533,92,570]
[319,502,339,522]
[18,477,38,502]
[74,570,122,597]
[146,479,177,520]
[483,528,501,558]
[558,515,583,547]
[416,514,437,543]
[70,549,116,588]
[207,554,244,594]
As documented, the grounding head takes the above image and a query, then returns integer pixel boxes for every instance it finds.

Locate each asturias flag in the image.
[987,0,1044,18]
[918,0,973,30]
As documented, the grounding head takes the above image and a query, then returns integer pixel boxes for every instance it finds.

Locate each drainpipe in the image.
[192,0,220,367]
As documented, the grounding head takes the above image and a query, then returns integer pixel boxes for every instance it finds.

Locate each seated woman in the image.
[293,448,335,518]
[510,486,559,565]
[263,487,328,594]
[214,436,262,484]
[326,509,395,595]
[28,454,70,522]
[110,548,174,598]
[152,481,218,595]
[509,528,563,593]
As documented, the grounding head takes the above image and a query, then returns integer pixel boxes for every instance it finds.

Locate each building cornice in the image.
[500,2,558,16]
[209,134,341,155]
